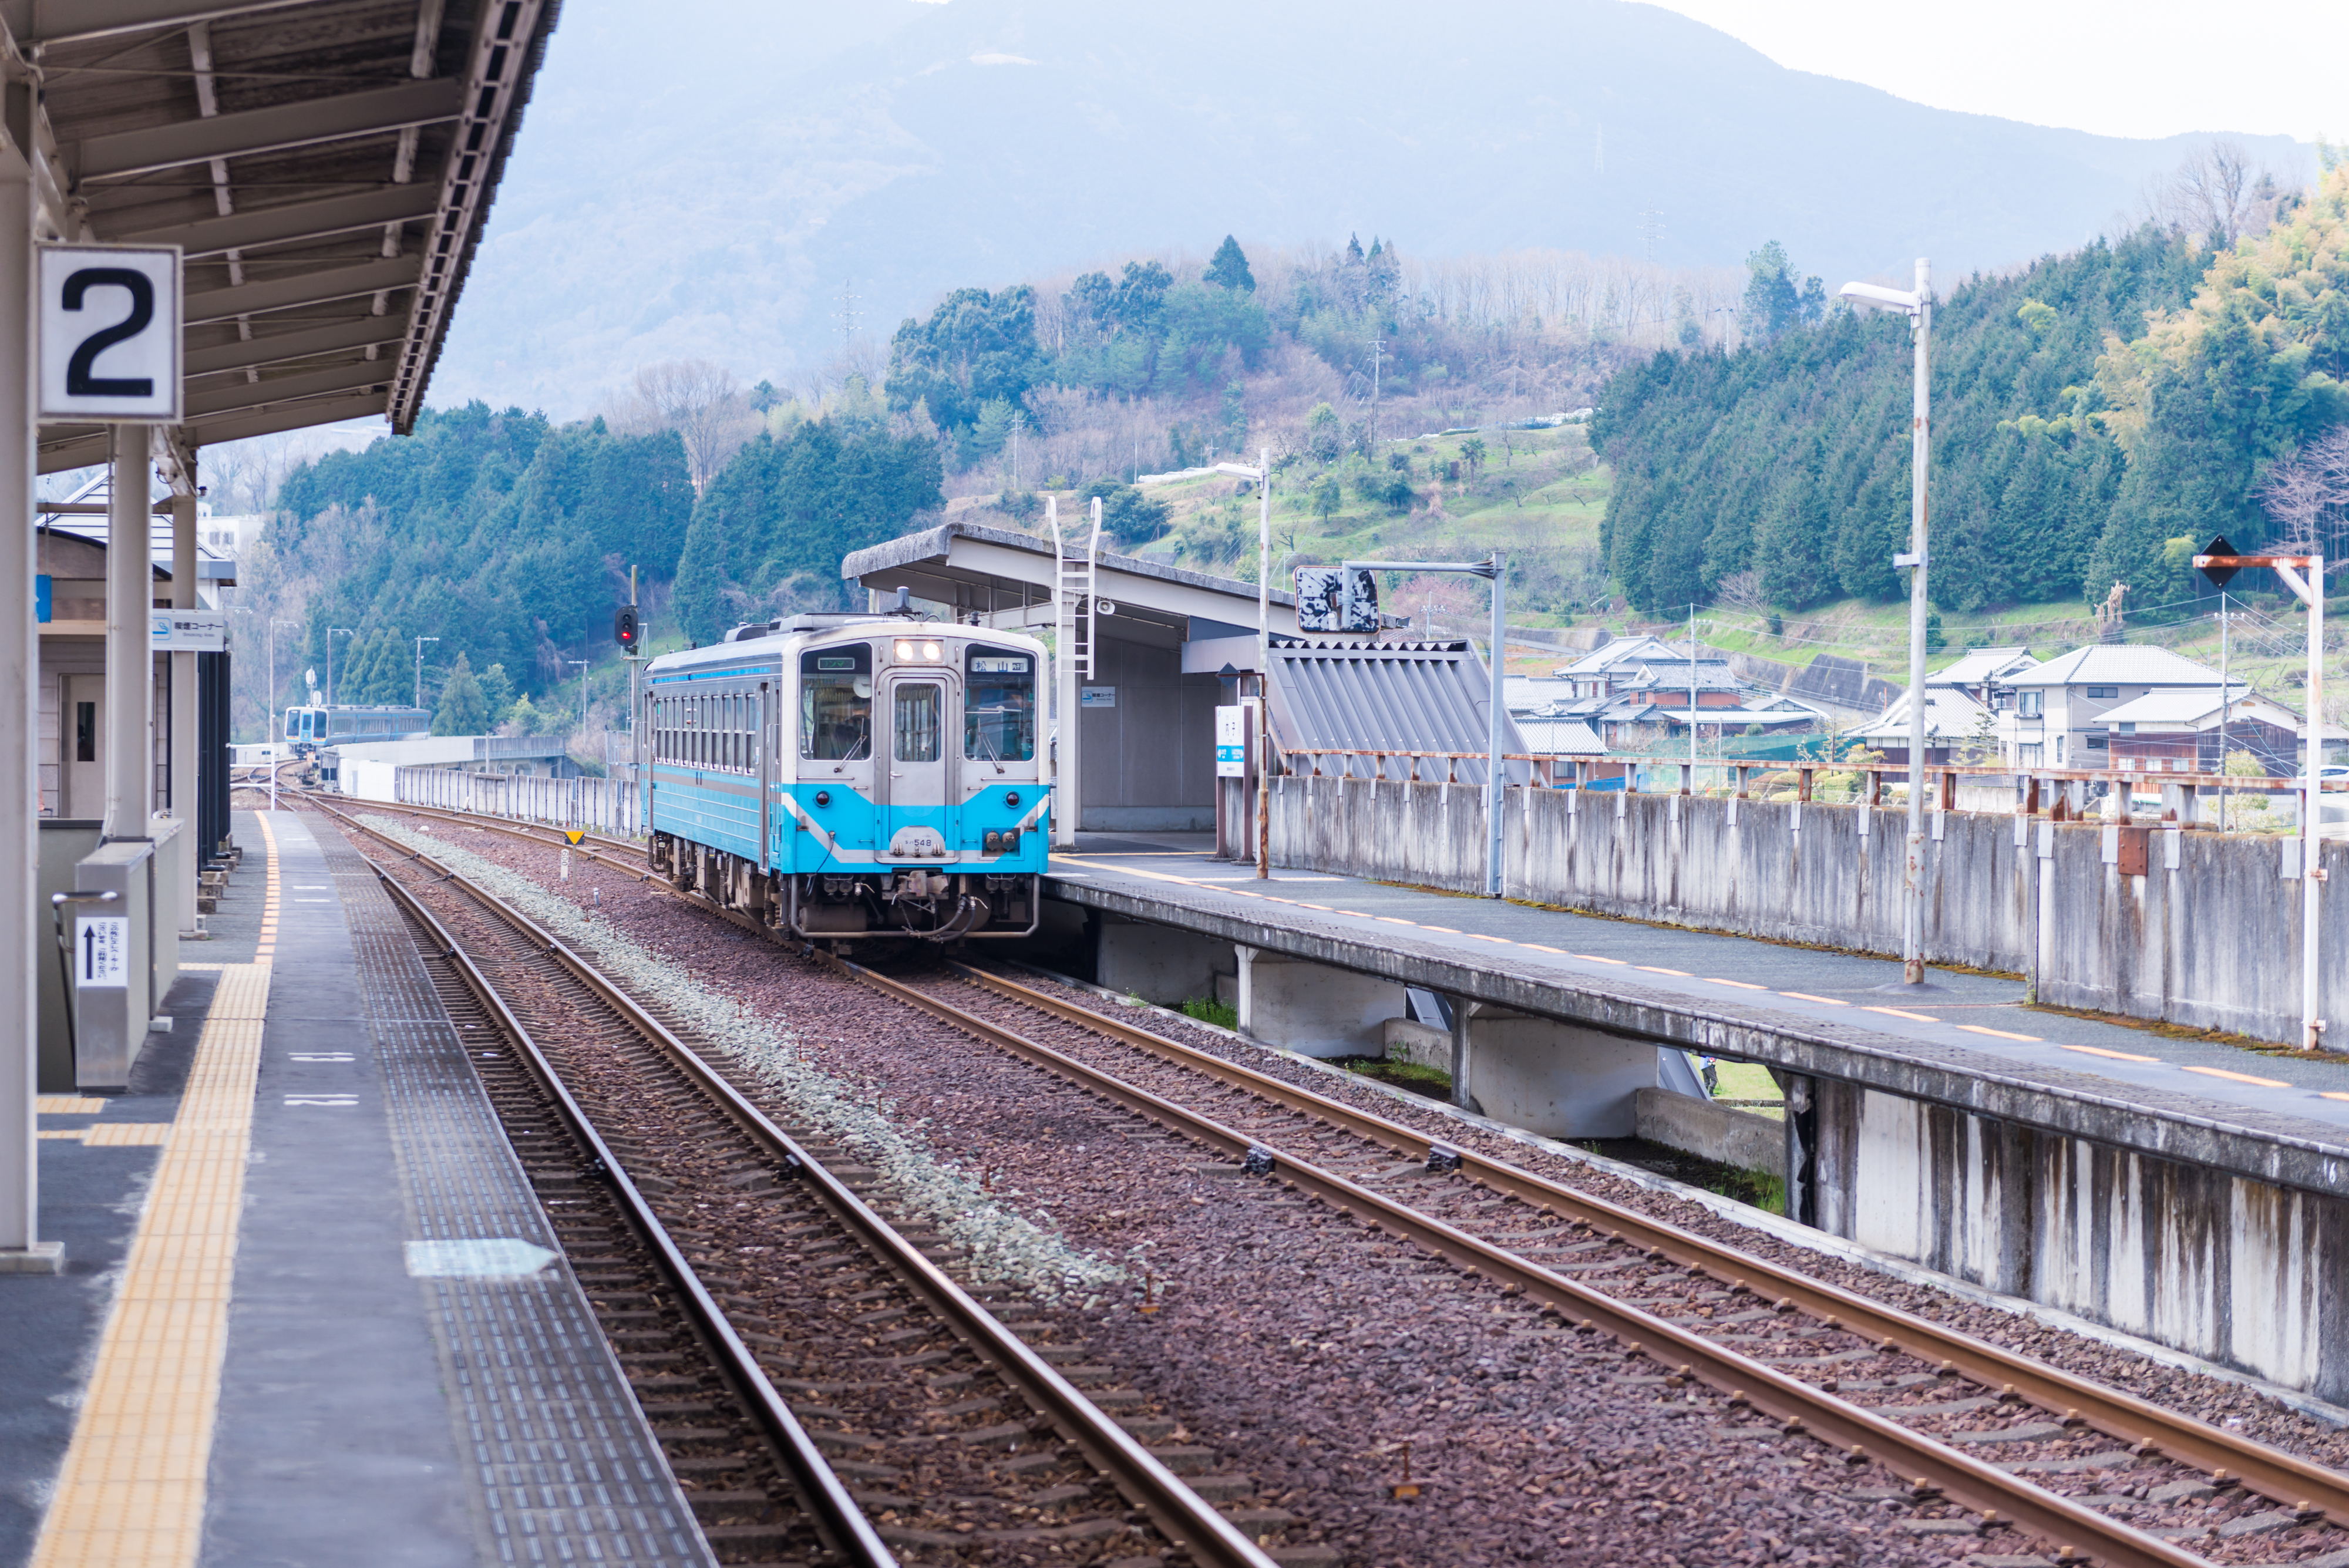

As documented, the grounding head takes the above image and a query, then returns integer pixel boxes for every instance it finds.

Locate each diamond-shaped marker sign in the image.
[2199,535,2240,590]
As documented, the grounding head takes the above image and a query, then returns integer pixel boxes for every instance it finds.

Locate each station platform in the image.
[1045,833,2349,1186]
[2,810,706,1568]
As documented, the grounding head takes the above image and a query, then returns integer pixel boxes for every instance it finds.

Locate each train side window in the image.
[730,694,743,771]
[801,645,873,761]
[964,647,1036,762]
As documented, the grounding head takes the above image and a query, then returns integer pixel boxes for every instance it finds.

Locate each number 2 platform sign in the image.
[38,244,181,423]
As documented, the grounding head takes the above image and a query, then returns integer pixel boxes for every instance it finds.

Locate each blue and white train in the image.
[643,609,1049,942]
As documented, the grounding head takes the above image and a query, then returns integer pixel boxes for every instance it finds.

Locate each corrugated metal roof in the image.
[1268,638,1532,784]
[1516,719,1606,755]
[2096,687,2264,725]
[1553,634,1682,676]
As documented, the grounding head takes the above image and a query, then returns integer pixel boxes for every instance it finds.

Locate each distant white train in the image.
[644,608,1049,942]
[281,704,432,753]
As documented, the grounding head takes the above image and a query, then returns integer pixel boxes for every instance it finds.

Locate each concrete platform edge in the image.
[1012,956,2349,1435]
[1046,879,2349,1197]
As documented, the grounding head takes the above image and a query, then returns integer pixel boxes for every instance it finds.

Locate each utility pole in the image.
[1688,603,1699,792]
[569,658,588,752]
[2219,591,2231,832]
[2195,541,2327,1049]
[1256,448,1273,879]
[413,635,438,710]
[1837,260,1934,987]
[1368,337,1385,446]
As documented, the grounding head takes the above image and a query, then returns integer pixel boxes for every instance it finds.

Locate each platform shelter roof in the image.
[18,0,560,473]
[842,519,1308,661]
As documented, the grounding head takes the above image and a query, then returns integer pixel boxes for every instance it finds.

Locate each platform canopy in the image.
[10,0,557,473]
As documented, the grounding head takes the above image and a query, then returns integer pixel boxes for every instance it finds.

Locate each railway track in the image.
[324,793,2349,1567]
[320,799,1285,1568]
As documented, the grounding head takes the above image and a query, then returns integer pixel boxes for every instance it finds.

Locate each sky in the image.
[1636,0,2345,143]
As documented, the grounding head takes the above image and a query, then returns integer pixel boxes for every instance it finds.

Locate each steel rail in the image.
[832,954,2208,1568]
[317,800,1277,1568]
[361,845,896,1568]
[945,964,2349,1527]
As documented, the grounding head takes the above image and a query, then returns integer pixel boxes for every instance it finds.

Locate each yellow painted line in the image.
[2180,1064,2291,1088]
[29,814,278,1568]
[1418,924,1462,934]
[1464,933,1513,944]
[1577,954,1629,965]
[37,1130,85,1141]
[1372,916,1419,927]
[1958,1024,2042,1042]
[1520,943,1569,954]
[1862,1005,1941,1023]
[1705,977,1769,991]
[2061,1043,2162,1063]
[1635,965,1691,976]
[36,1097,107,1114]
[1779,991,1849,1007]
[2321,1092,2349,1102]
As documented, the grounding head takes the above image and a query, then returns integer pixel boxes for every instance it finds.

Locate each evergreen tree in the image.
[431,652,492,735]
[1204,235,1256,292]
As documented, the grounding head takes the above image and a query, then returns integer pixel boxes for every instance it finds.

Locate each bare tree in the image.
[617,360,752,493]
[2151,140,2281,245]
[1713,569,1768,617]
[2260,425,2349,566]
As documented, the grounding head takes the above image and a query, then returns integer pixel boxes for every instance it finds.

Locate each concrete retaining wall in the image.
[1634,1087,1788,1179]
[1271,777,2347,1047]
[1808,1077,2349,1399]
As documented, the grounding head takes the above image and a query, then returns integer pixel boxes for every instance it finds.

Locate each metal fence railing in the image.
[393,767,641,836]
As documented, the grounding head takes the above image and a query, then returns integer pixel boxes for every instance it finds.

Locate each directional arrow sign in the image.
[564,829,585,846]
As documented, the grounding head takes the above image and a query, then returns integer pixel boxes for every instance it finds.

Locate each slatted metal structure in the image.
[12,0,558,473]
[1264,637,1534,786]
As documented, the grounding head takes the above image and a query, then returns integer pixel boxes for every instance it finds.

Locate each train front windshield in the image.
[964,647,1036,762]
[800,645,872,761]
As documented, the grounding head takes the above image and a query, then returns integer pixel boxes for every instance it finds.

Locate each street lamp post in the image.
[1209,455,1276,877]
[1838,259,1934,987]
[413,635,439,711]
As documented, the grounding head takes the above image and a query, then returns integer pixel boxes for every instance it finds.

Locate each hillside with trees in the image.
[1596,158,2349,623]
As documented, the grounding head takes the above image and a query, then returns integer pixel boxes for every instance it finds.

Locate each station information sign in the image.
[75,916,129,988]
[39,244,182,423]
[1215,704,1246,778]
[152,610,228,651]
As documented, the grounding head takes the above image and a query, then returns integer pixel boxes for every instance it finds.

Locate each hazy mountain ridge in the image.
[428,0,2308,418]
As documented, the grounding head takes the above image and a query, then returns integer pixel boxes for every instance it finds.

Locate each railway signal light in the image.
[614,604,640,650]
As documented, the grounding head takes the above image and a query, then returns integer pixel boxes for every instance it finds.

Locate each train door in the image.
[880,669,954,859]
[64,675,104,817]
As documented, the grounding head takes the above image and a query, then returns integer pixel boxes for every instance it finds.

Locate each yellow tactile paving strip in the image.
[29,814,280,1568]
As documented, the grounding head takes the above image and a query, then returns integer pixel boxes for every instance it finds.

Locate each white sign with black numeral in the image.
[38,244,181,422]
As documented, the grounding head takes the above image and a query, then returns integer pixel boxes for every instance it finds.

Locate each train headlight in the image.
[1003,829,1021,851]
[894,640,914,660]
[921,641,942,660]
[983,830,1003,852]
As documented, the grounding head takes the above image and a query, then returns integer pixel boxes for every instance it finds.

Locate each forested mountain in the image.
[430,0,2307,414]
[1596,164,2349,619]
[253,397,939,728]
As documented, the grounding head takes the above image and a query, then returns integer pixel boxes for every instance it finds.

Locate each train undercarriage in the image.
[647,833,1039,944]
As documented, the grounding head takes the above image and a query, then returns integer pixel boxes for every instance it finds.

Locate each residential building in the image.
[1854,688,2000,766]
[1995,645,2239,769]
[2093,689,2343,775]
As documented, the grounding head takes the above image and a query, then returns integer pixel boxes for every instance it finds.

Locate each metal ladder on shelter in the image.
[1048,497,1101,847]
